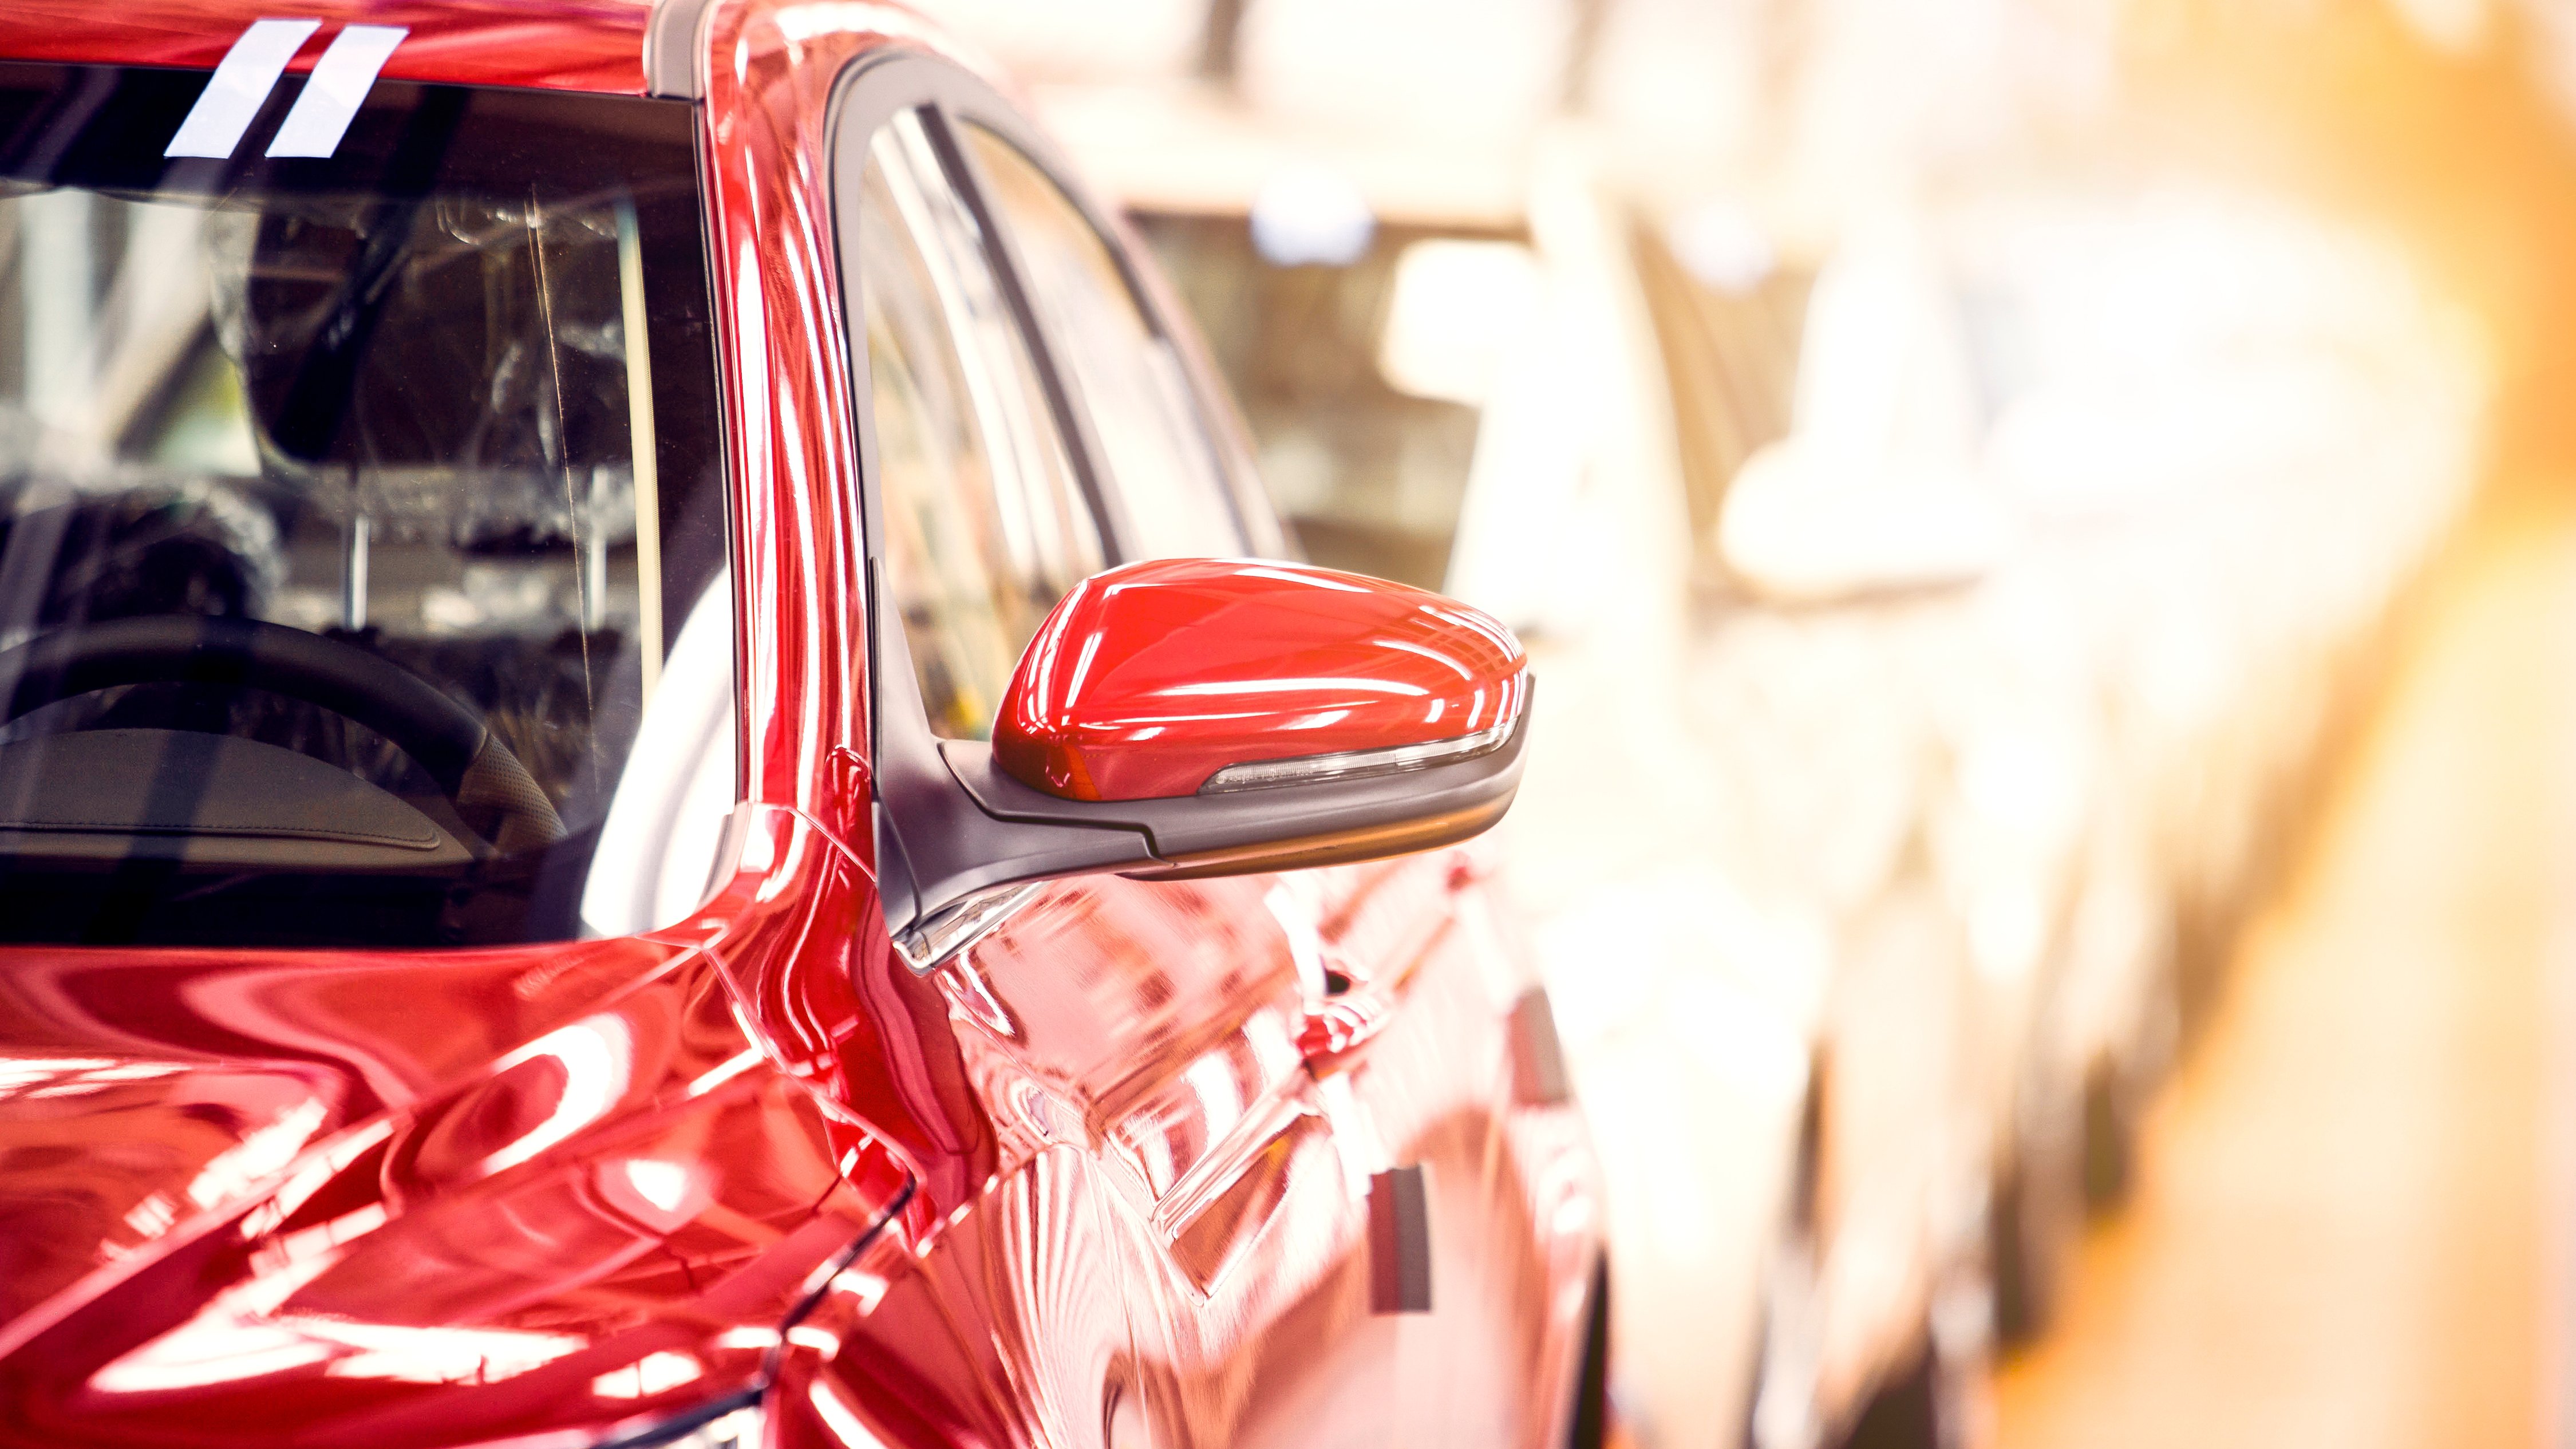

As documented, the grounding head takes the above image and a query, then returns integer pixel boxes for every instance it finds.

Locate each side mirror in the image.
[873,559,1531,964]
[993,558,1527,802]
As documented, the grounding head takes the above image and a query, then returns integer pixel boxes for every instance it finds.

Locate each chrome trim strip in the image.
[891,880,1044,973]
[1199,714,1516,795]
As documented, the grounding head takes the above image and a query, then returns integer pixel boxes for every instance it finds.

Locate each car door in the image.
[832,67,1409,1447]
[925,98,1582,1448]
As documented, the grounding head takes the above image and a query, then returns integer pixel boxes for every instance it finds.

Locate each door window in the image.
[858,110,1103,741]
[959,124,1246,561]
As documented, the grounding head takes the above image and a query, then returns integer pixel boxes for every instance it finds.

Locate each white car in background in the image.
[1947,187,2488,1026]
[1692,178,2489,1379]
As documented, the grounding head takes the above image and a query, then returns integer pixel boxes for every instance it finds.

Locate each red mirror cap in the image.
[992,558,1529,803]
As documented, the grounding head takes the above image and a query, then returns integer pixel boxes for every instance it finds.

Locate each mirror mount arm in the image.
[877,694,1534,947]
[891,880,1046,973]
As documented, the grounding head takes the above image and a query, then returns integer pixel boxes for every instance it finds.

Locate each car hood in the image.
[0,939,665,1336]
[0,935,904,1448]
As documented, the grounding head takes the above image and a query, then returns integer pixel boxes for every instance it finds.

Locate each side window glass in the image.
[959,123,1246,561]
[859,110,1104,740]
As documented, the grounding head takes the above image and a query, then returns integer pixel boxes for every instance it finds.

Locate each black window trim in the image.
[822,48,1436,944]
[825,48,1128,936]
[930,111,1254,560]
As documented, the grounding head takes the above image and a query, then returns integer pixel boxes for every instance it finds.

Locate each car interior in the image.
[0,67,729,946]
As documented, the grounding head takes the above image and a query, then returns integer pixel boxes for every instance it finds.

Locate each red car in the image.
[0,3,1605,1446]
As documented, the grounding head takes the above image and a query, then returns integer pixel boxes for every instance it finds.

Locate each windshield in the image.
[0,61,729,947]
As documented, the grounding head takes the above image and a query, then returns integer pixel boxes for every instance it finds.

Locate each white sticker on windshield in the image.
[163,17,319,159]
[266,24,408,159]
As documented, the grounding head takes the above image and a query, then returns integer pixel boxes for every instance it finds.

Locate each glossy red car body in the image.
[0,5,1604,1447]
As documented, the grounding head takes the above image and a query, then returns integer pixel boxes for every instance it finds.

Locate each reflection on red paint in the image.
[0,0,653,93]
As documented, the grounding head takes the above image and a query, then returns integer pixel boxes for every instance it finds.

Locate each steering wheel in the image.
[0,617,563,852]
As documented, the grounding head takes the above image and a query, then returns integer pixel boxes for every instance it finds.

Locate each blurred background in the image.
[936,1,2576,1443]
